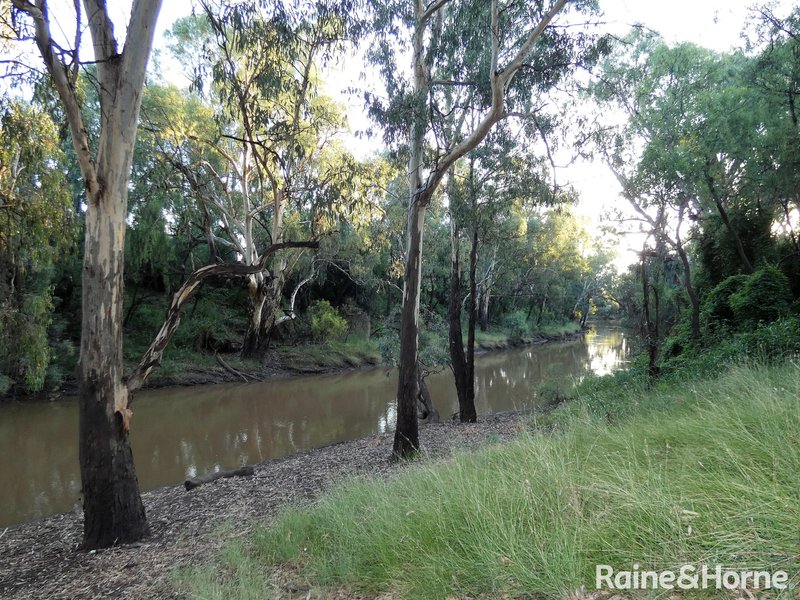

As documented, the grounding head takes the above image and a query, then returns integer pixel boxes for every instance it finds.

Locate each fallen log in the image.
[184,465,255,491]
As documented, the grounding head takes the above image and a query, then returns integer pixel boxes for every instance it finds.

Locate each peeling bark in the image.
[10,0,165,550]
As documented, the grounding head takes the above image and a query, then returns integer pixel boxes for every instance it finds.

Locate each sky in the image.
[27,0,798,269]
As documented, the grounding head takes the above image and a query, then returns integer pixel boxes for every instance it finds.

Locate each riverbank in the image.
[5,362,796,599]
[141,322,585,391]
[186,362,800,599]
[15,322,585,400]
[0,412,528,600]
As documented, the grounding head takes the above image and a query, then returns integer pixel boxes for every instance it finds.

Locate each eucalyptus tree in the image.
[166,2,360,356]
[365,0,604,458]
[5,0,319,549]
[7,0,163,548]
[448,126,553,421]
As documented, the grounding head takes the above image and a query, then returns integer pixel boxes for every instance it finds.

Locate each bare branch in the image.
[116,0,162,141]
[12,0,100,197]
[499,0,569,86]
[82,0,118,100]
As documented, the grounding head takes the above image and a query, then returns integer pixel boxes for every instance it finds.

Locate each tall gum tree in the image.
[9,0,163,548]
[7,0,319,549]
[377,0,598,459]
[448,130,553,421]
[170,1,358,356]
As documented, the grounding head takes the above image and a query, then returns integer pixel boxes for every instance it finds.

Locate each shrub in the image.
[0,291,53,394]
[500,310,529,338]
[700,273,748,331]
[729,266,792,328]
[308,300,348,341]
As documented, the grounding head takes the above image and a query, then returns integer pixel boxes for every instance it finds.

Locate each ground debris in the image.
[0,412,525,599]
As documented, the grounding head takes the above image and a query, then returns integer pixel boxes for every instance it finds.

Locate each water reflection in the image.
[0,323,627,526]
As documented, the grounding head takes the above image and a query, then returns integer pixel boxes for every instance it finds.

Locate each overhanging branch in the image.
[126,240,319,394]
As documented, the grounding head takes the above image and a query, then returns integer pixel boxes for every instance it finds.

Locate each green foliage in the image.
[699,267,793,339]
[659,316,800,382]
[728,266,792,328]
[124,288,247,361]
[700,273,749,331]
[499,310,529,338]
[0,374,11,396]
[309,300,348,342]
[0,290,53,393]
[0,99,74,395]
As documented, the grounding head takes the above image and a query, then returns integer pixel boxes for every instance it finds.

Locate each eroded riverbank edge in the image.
[1,411,530,600]
[140,328,588,390]
[1,326,590,402]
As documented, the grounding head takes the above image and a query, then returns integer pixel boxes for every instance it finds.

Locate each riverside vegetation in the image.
[181,316,800,599]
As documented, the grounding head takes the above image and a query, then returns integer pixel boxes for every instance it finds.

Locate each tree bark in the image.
[416,361,440,423]
[478,245,496,332]
[675,203,700,340]
[479,287,490,331]
[79,180,151,548]
[392,0,568,459]
[640,251,660,381]
[393,194,426,460]
[241,275,267,357]
[448,212,469,417]
[703,160,754,274]
[464,224,478,421]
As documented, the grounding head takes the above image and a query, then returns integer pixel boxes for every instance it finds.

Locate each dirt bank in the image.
[0,412,528,600]
[3,327,587,402]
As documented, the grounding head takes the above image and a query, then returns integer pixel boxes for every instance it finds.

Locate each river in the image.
[0,323,628,527]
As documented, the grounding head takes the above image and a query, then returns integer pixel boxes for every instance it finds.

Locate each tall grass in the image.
[185,363,800,599]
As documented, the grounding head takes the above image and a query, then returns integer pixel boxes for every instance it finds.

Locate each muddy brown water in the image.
[0,324,628,527]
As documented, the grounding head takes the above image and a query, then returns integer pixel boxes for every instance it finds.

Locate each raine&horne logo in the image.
[595,564,790,592]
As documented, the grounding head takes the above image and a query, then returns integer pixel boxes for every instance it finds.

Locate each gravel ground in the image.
[0,412,528,600]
